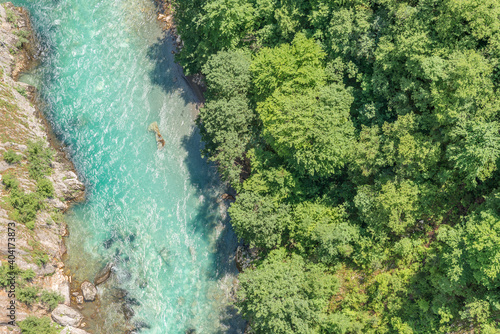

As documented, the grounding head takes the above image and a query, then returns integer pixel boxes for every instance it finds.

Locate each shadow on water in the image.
[180,130,247,334]
[147,32,247,333]
[146,32,198,106]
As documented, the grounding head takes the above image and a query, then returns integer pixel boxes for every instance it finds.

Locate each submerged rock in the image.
[51,304,83,327]
[148,122,166,149]
[133,321,151,331]
[122,304,135,320]
[103,238,114,249]
[80,281,97,301]
[94,262,114,286]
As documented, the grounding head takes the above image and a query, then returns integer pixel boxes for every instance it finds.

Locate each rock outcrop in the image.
[51,304,83,327]
[0,2,85,332]
[80,281,97,301]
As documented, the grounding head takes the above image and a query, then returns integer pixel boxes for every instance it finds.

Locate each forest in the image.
[173,0,500,332]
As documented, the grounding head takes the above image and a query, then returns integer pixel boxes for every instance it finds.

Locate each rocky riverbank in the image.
[0,3,92,333]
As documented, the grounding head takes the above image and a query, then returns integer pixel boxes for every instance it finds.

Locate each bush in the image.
[9,190,43,227]
[0,265,35,287]
[2,173,19,190]
[5,9,17,25]
[20,268,36,282]
[40,290,64,311]
[32,249,49,267]
[3,149,22,163]
[13,30,30,50]
[18,316,60,334]
[16,86,27,97]
[17,286,40,305]
[36,178,54,198]
[27,141,53,180]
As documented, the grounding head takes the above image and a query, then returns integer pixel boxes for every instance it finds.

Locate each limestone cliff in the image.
[0,3,88,333]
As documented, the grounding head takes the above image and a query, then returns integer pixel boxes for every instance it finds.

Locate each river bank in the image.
[0,3,90,333]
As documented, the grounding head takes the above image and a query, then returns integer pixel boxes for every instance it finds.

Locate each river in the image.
[11,0,242,332]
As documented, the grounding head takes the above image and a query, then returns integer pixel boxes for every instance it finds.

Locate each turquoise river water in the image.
[11,0,242,333]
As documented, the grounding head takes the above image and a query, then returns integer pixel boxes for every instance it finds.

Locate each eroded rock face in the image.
[0,1,85,330]
[51,304,83,327]
[80,281,97,301]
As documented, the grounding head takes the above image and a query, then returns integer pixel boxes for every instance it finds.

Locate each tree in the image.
[258,83,355,177]
[355,179,420,235]
[251,33,327,100]
[291,202,359,264]
[228,191,291,249]
[202,49,252,99]
[198,96,254,185]
[464,202,500,289]
[237,248,337,334]
[447,121,500,189]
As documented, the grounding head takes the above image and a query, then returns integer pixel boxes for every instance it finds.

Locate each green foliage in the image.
[5,9,18,25]
[251,33,327,101]
[40,290,63,311]
[36,177,54,198]
[178,0,500,331]
[0,264,36,288]
[198,50,256,186]
[3,174,44,228]
[202,49,252,99]
[3,149,22,163]
[237,249,338,334]
[32,249,50,267]
[16,86,27,97]
[18,316,60,334]
[229,191,291,249]
[14,29,29,49]
[27,140,53,180]
[258,83,355,177]
[17,286,40,306]
[2,172,19,190]
[9,189,44,227]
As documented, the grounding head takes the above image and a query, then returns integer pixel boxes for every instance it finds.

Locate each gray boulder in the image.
[51,304,83,327]
[80,281,97,301]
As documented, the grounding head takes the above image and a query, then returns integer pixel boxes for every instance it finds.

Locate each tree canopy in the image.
[174,0,500,331]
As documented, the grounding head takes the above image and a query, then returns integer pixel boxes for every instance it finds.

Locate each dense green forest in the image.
[173,0,500,332]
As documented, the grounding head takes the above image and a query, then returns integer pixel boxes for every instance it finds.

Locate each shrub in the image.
[3,149,22,163]
[40,290,64,311]
[2,173,19,190]
[10,190,43,226]
[15,86,27,97]
[14,30,29,49]
[20,268,36,282]
[27,141,53,180]
[5,9,17,25]
[36,178,54,198]
[32,249,50,267]
[0,264,18,288]
[0,265,35,287]
[18,316,60,334]
[17,286,40,305]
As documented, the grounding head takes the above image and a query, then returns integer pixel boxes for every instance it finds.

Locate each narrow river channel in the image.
[12,0,241,332]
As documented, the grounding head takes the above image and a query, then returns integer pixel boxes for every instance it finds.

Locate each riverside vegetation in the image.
[173,0,500,333]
